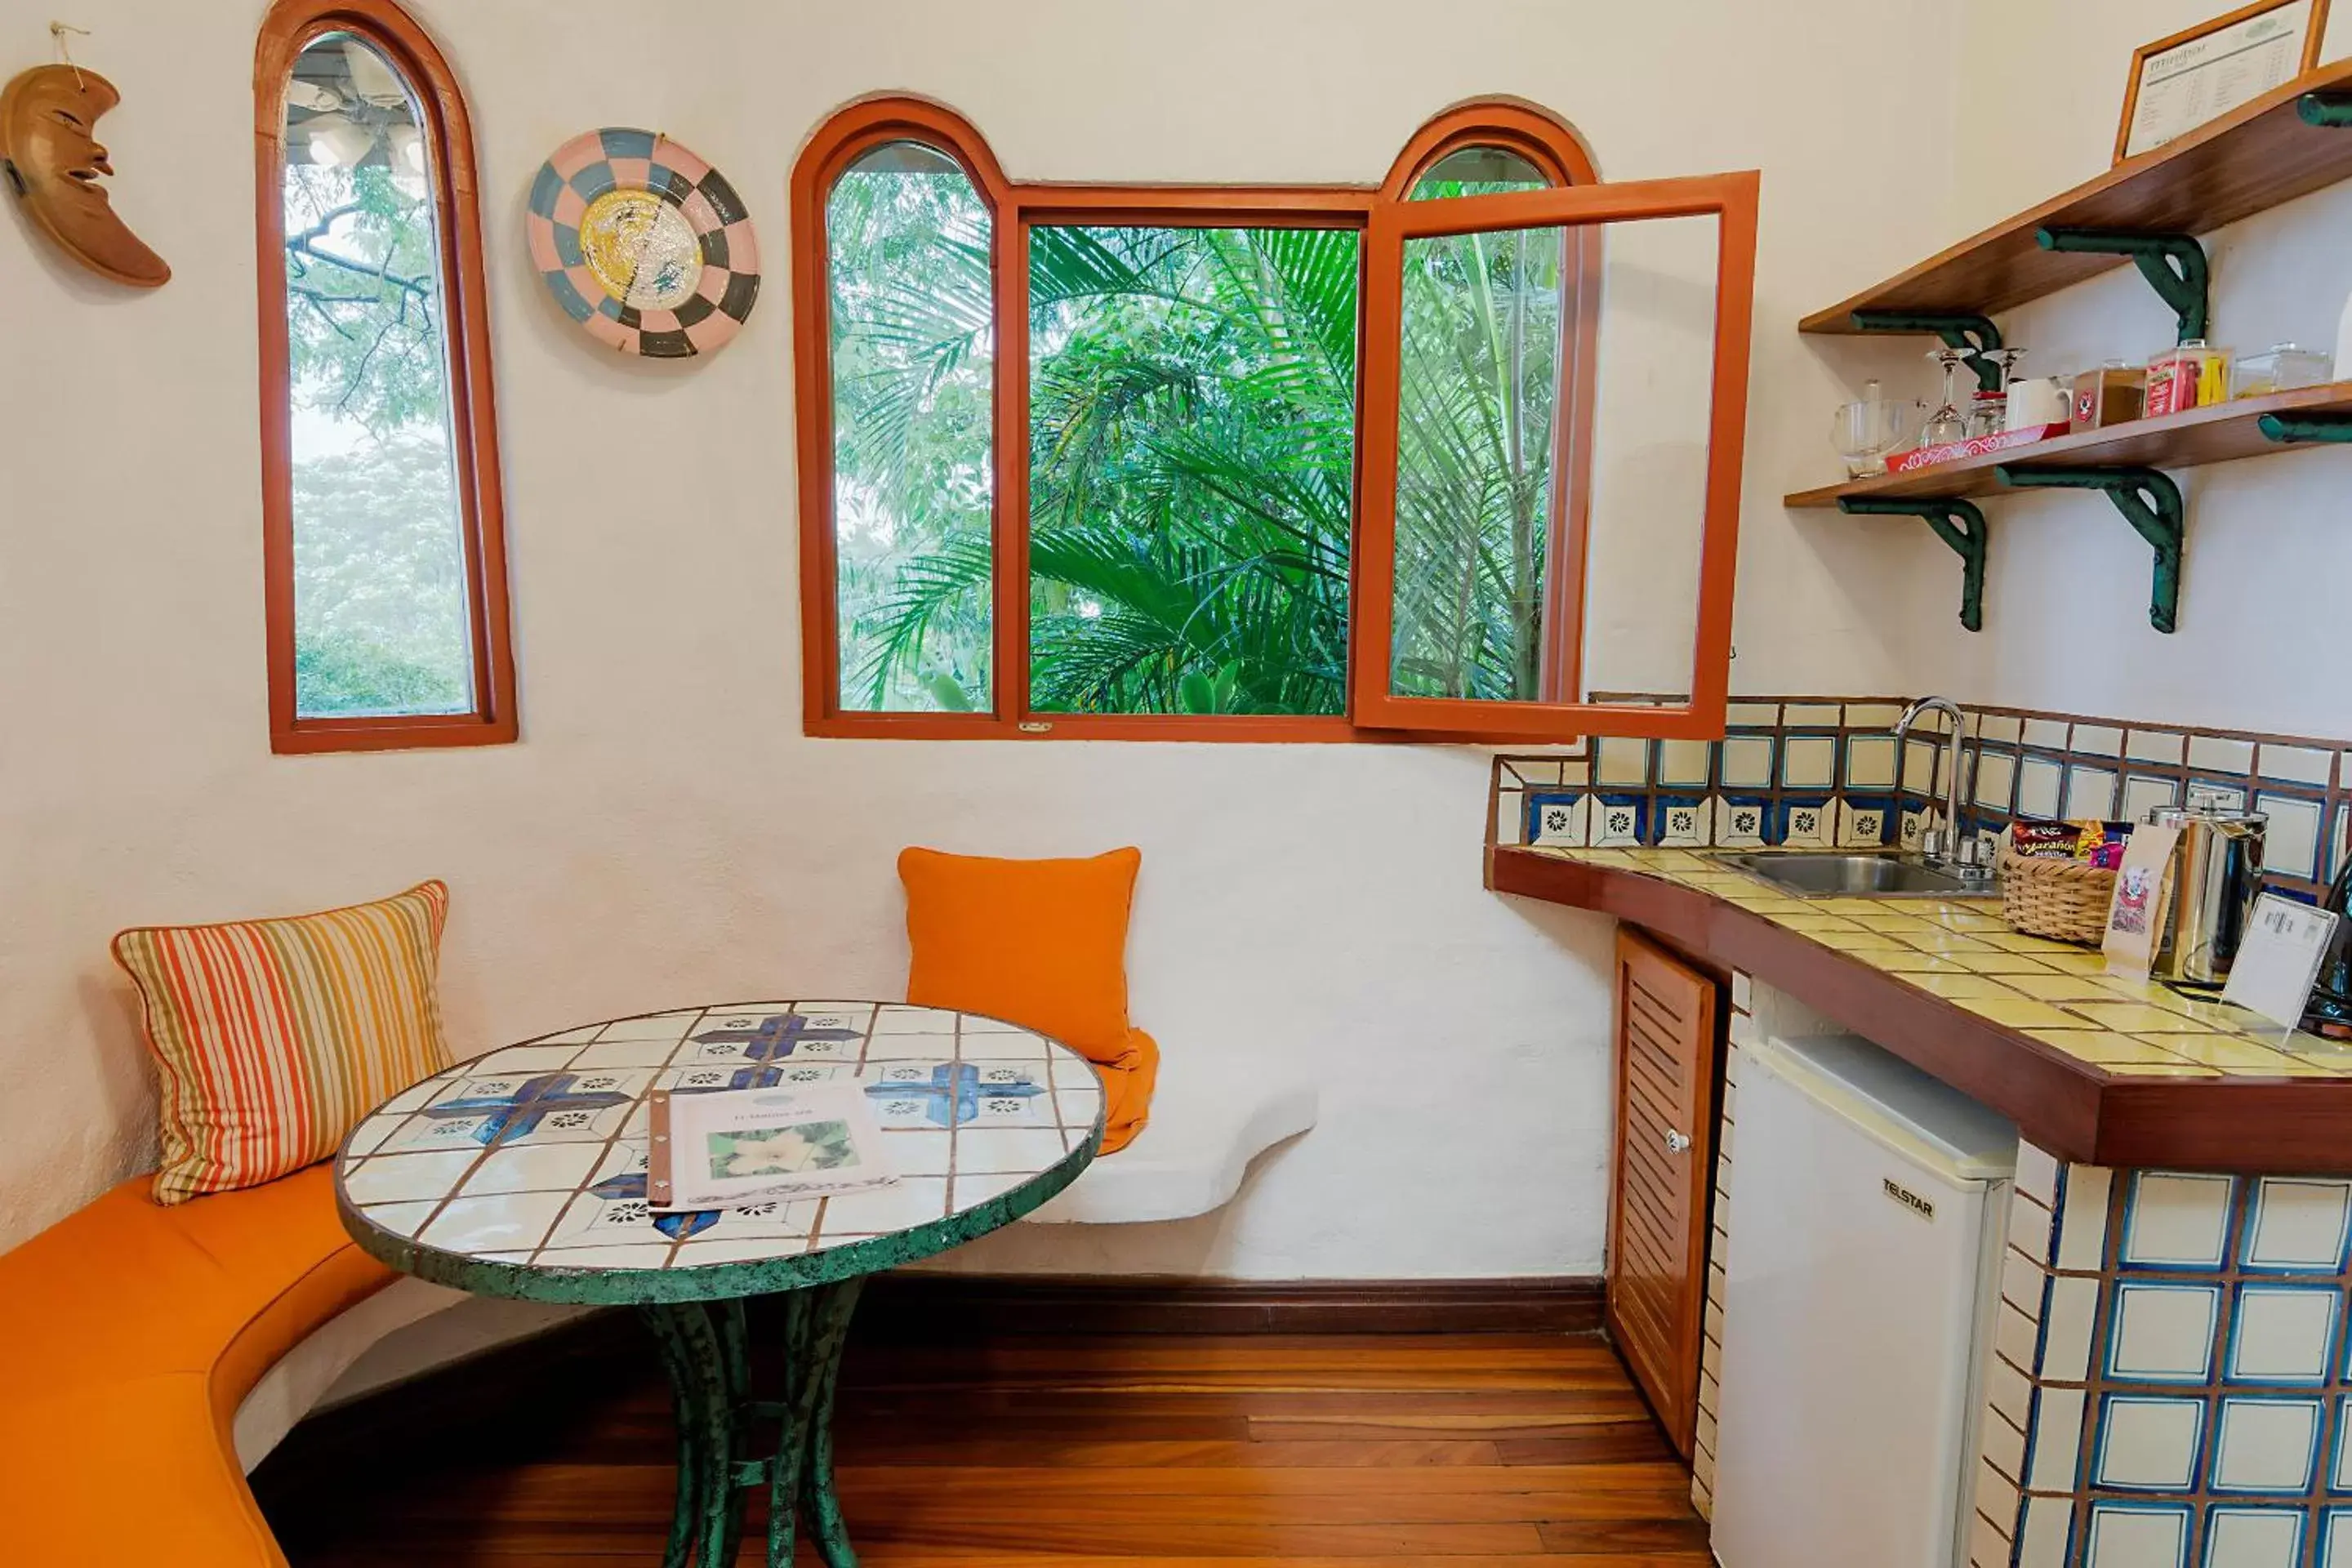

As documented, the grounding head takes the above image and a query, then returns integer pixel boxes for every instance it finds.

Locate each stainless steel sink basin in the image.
[1722,853,1993,900]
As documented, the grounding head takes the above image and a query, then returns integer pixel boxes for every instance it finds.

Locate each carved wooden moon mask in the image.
[0,65,169,287]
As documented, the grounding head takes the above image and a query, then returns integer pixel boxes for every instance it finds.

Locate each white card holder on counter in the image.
[2222,893,2340,1029]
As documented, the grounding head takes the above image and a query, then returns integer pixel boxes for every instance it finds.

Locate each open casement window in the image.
[1356,172,1758,742]
[254,0,516,754]
[793,96,1756,742]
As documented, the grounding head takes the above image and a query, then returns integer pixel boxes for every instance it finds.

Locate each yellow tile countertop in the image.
[1489,843,2352,1173]
[1537,846,2352,1080]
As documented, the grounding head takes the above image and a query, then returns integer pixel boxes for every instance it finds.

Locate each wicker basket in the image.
[1999,845,2115,945]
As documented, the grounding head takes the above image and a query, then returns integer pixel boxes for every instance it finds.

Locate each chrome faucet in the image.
[1893,696,1987,873]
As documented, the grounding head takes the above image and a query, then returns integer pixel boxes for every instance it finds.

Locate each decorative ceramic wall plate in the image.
[526,127,758,359]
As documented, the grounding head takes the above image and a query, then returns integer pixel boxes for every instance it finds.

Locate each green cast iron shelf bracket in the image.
[1838,496,1989,632]
[1849,310,2005,392]
[2035,227,2209,344]
[2298,91,2352,127]
[2259,412,2352,443]
[1997,465,2185,633]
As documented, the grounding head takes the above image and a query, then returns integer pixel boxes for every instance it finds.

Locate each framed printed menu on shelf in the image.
[2117,0,2332,162]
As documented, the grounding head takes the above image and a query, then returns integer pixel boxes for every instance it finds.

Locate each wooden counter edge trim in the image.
[1492,847,2352,1174]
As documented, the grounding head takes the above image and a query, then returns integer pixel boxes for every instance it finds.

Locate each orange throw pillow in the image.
[898,846,1158,1153]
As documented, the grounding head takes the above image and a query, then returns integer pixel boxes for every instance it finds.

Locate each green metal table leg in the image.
[768,1291,812,1568]
[715,1299,752,1568]
[648,1283,869,1568]
[639,1307,703,1568]
[800,1280,866,1568]
[768,1281,865,1568]
[641,1303,743,1568]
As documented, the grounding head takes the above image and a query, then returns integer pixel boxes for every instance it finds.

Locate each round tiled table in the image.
[336,1000,1104,1568]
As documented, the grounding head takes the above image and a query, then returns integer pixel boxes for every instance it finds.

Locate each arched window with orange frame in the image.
[791,96,1755,744]
[254,0,516,753]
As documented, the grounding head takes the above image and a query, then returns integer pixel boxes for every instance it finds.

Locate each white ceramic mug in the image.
[2005,376,2072,432]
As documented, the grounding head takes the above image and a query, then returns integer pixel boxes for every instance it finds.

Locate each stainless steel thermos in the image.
[2145,805,2269,987]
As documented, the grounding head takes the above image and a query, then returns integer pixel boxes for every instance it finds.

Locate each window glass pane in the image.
[1410,145,1550,199]
[1391,221,1567,702]
[1389,212,1719,708]
[827,140,994,713]
[1027,225,1358,715]
[282,33,474,719]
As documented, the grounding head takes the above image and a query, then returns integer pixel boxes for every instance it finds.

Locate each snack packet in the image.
[2008,819,2132,868]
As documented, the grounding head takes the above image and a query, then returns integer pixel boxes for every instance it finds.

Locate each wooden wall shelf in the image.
[1784,381,2352,508]
[1799,60,2352,333]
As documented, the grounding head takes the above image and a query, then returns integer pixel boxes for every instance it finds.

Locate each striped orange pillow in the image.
[112,880,454,1205]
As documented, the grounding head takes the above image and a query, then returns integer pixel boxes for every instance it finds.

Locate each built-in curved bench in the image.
[1025,1048,1317,1224]
[0,1165,577,1566]
[0,1165,397,1565]
[0,1051,1316,1565]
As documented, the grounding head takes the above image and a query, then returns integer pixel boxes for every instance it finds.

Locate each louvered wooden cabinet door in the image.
[1606,926,1720,1459]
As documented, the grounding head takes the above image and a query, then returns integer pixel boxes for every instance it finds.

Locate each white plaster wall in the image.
[1882,0,2352,738]
[0,0,1962,1272]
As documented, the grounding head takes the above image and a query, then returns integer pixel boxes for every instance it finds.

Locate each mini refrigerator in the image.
[1710,1032,2018,1568]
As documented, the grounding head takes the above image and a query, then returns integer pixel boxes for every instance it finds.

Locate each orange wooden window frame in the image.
[1383,106,1605,724]
[254,0,517,755]
[1356,172,1761,744]
[791,95,1744,743]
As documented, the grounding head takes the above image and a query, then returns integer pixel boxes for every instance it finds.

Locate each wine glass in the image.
[1967,348,2025,438]
[1829,381,1920,477]
[1922,348,1971,446]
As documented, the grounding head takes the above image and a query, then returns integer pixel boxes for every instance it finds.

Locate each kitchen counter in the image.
[1493,844,2352,1172]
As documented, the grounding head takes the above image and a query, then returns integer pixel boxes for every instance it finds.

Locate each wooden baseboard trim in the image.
[856,1273,1606,1336]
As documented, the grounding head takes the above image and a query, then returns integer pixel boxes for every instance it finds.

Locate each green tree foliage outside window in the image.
[827,153,1363,717]
[827,137,1580,720]
[826,144,996,713]
[1391,152,1566,704]
[1023,225,1359,716]
[1391,220,1566,703]
[280,33,474,719]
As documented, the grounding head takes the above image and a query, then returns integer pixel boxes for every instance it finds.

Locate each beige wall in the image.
[0,0,1967,1268]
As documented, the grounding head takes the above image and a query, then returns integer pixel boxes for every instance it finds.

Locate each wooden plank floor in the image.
[255,1329,1708,1566]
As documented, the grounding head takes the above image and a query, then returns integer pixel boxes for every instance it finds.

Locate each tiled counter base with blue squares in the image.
[1983,1156,2352,1568]
[1484,696,2352,1566]
[1699,982,2352,1568]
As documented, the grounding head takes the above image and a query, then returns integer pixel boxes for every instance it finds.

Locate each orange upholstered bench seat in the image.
[0,1164,397,1567]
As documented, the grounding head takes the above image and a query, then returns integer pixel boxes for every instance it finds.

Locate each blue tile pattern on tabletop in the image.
[419,1073,634,1147]
[863,1062,1045,1129]
[691,1013,864,1061]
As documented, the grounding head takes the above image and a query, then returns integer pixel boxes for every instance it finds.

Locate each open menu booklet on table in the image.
[648,1083,896,1214]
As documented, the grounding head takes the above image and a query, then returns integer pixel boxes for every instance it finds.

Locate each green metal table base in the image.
[640,1280,864,1568]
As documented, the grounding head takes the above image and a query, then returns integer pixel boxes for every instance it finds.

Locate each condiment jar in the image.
[2146,341,2225,417]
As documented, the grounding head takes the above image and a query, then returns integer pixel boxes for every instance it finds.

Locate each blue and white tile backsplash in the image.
[1493,697,2352,898]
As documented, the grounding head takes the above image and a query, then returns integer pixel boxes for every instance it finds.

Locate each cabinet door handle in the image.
[1664,1129,1693,1155]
